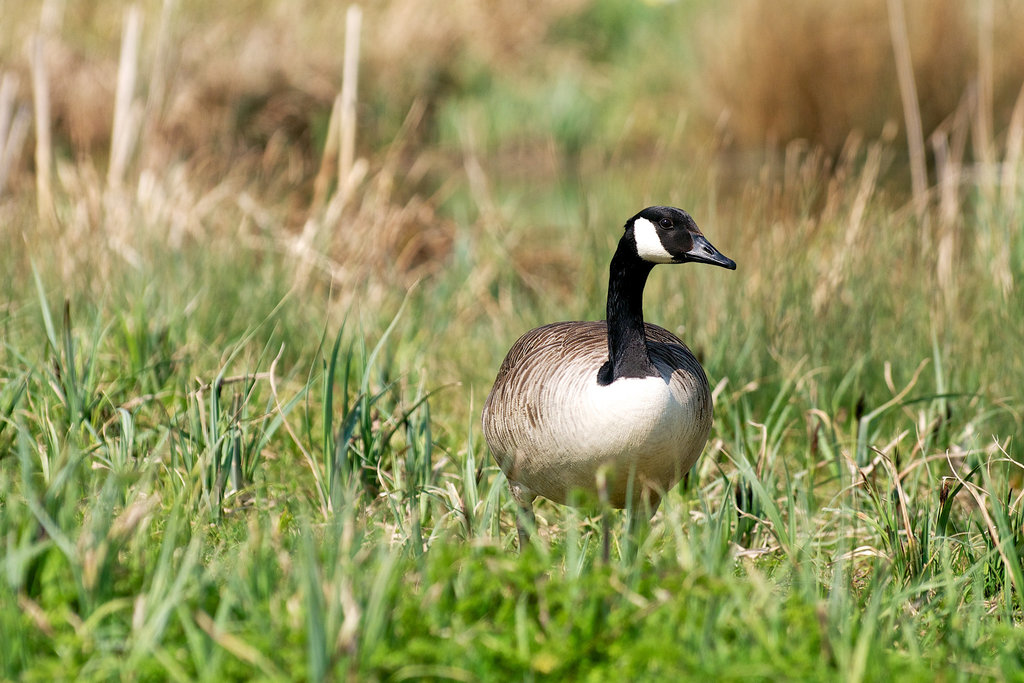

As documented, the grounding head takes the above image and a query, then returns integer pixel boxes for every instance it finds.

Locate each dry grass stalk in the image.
[29,0,64,223]
[310,95,342,213]
[846,141,883,250]
[30,34,53,222]
[308,4,363,257]
[0,73,31,197]
[933,161,957,307]
[930,98,970,229]
[108,4,142,190]
[973,0,995,199]
[929,97,971,307]
[886,0,928,221]
[339,4,362,203]
[140,0,176,166]
[1001,83,1024,211]
[0,75,15,155]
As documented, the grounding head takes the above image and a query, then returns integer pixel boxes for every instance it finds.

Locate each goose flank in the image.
[481,206,736,550]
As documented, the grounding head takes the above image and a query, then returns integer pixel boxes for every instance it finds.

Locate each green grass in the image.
[4,178,1023,679]
[3,1,1024,680]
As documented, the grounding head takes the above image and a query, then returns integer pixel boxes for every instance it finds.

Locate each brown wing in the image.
[482,322,606,473]
[487,321,607,392]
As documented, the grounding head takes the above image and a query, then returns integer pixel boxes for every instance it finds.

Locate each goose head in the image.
[627,206,736,270]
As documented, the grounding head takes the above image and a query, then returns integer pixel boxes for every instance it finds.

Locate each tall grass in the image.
[1,0,1023,679]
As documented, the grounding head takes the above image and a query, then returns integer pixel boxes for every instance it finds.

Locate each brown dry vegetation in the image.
[701,0,1024,158]
[1,0,1022,389]
[0,1,608,302]
[0,2,1021,385]
[2,1,1022,216]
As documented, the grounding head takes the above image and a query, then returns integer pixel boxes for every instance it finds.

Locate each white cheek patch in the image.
[632,217,675,263]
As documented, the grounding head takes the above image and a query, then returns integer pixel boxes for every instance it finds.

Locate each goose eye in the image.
[659,218,673,229]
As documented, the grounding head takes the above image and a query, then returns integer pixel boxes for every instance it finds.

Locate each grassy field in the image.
[2,0,1024,680]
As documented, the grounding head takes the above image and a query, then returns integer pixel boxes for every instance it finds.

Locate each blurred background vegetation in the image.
[2,0,1022,388]
[2,0,1024,679]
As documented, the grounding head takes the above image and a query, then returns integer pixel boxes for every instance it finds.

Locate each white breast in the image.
[579,375,688,457]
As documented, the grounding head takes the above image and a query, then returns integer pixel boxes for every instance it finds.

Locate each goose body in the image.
[481,206,736,548]
[483,321,711,507]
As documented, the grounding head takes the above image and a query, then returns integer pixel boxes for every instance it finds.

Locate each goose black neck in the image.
[597,239,657,385]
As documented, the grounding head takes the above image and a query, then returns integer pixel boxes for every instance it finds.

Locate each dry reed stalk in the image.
[142,0,176,165]
[932,130,957,306]
[309,4,362,244]
[310,94,342,213]
[886,0,928,221]
[930,98,970,229]
[845,141,882,251]
[1001,83,1024,209]
[0,73,31,197]
[109,4,142,189]
[30,34,53,223]
[0,75,14,152]
[338,4,362,200]
[932,140,959,210]
[930,96,971,306]
[987,89,1019,298]
[973,0,995,199]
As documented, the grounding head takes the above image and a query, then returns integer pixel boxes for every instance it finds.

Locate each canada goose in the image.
[482,206,736,552]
